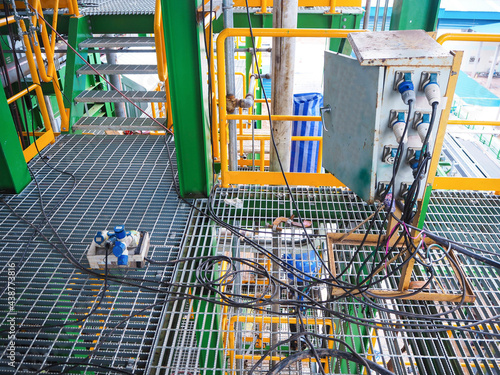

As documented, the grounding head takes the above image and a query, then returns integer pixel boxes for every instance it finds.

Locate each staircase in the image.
[70,35,167,133]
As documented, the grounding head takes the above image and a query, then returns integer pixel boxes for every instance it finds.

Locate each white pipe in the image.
[223,0,238,171]
[269,0,298,173]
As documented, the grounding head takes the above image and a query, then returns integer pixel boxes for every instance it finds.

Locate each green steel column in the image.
[0,88,31,193]
[63,16,93,132]
[390,0,441,32]
[162,0,213,198]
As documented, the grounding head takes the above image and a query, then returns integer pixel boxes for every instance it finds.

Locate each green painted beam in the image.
[90,15,155,34]
[417,184,433,229]
[0,88,31,193]
[161,0,213,198]
[390,0,441,32]
[329,13,363,53]
[63,16,93,132]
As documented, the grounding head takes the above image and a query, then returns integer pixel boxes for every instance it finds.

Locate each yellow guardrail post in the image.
[324,0,337,14]
[26,0,69,131]
[257,0,270,14]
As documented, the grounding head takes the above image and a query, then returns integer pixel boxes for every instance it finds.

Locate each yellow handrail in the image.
[233,0,361,13]
[447,120,500,127]
[227,316,336,374]
[437,33,500,45]
[154,0,173,130]
[7,84,38,105]
[24,0,69,131]
[436,33,500,193]
[155,0,167,83]
[19,18,55,162]
[0,15,15,27]
[216,28,364,187]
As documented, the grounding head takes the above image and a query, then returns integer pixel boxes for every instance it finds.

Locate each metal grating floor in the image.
[77,64,159,76]
[75,90,166,103]
[79,37,156,49]
[150,186,500,375]
[0,135,193,373]
[73,116,167,131]
[79,0,156,16]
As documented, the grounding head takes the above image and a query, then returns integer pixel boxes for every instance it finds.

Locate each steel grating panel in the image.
[79,0,156,16]
[75,90,166,103]
[150,186,500,375]
[77,64,158,75]
[73,116,167,131]
[79,37,156,49]
[0,135,193,374]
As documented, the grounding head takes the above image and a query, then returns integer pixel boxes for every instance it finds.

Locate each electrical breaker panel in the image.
[322,30,454,204]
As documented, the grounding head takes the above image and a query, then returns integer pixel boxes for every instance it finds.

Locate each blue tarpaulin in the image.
[290,93,323,173]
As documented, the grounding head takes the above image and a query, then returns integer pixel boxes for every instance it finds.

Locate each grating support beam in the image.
[79,37,156,49]
[77,64,158,75]
[73,116,167,131]
[75,90,166,103]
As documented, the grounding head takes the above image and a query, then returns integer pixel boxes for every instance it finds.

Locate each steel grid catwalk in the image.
[150,186,500,375]
[78,0,156,16]
[0,135,192,374]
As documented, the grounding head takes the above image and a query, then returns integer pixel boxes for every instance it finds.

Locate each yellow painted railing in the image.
[435,33,500,193]
[232,0,361,14]
[1,10,53,162]
[216,28,364,188]
[227,316,336,374]
[2,0,81,161]
[213,29,499,192]
[154,0,173,130]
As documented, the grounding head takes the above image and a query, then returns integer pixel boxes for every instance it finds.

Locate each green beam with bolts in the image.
[161,0,213,198]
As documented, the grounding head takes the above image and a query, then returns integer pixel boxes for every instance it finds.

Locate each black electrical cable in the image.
[3,5,500,371]
[266,349,394,375]
[241,0,337,283]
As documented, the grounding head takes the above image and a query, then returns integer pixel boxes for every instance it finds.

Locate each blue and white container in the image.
[290,92,323,173]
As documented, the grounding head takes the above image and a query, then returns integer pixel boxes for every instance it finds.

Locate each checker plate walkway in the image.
[0,135,192,374]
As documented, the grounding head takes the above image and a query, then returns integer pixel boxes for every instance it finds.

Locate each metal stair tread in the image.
[77,64,158,75]
[73,116,166,131]
[75,90,167,103]
[79,37,156,49]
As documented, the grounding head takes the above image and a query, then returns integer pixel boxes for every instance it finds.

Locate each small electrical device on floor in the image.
[86,225,150,269]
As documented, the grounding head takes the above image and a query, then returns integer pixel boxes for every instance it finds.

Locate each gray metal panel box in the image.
[322,30,453,203]
[322,54,383,202]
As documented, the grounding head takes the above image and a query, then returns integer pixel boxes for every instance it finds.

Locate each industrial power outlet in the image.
[382,146,399,164]
[87,231,151,269]
[419,71,441,91]
[393,71,414,91]
[399,182,412,199]
[322,30,454,203]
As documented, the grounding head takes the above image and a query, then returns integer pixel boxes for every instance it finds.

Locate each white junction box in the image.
[87,231,150,269]
[322,30,455,203]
